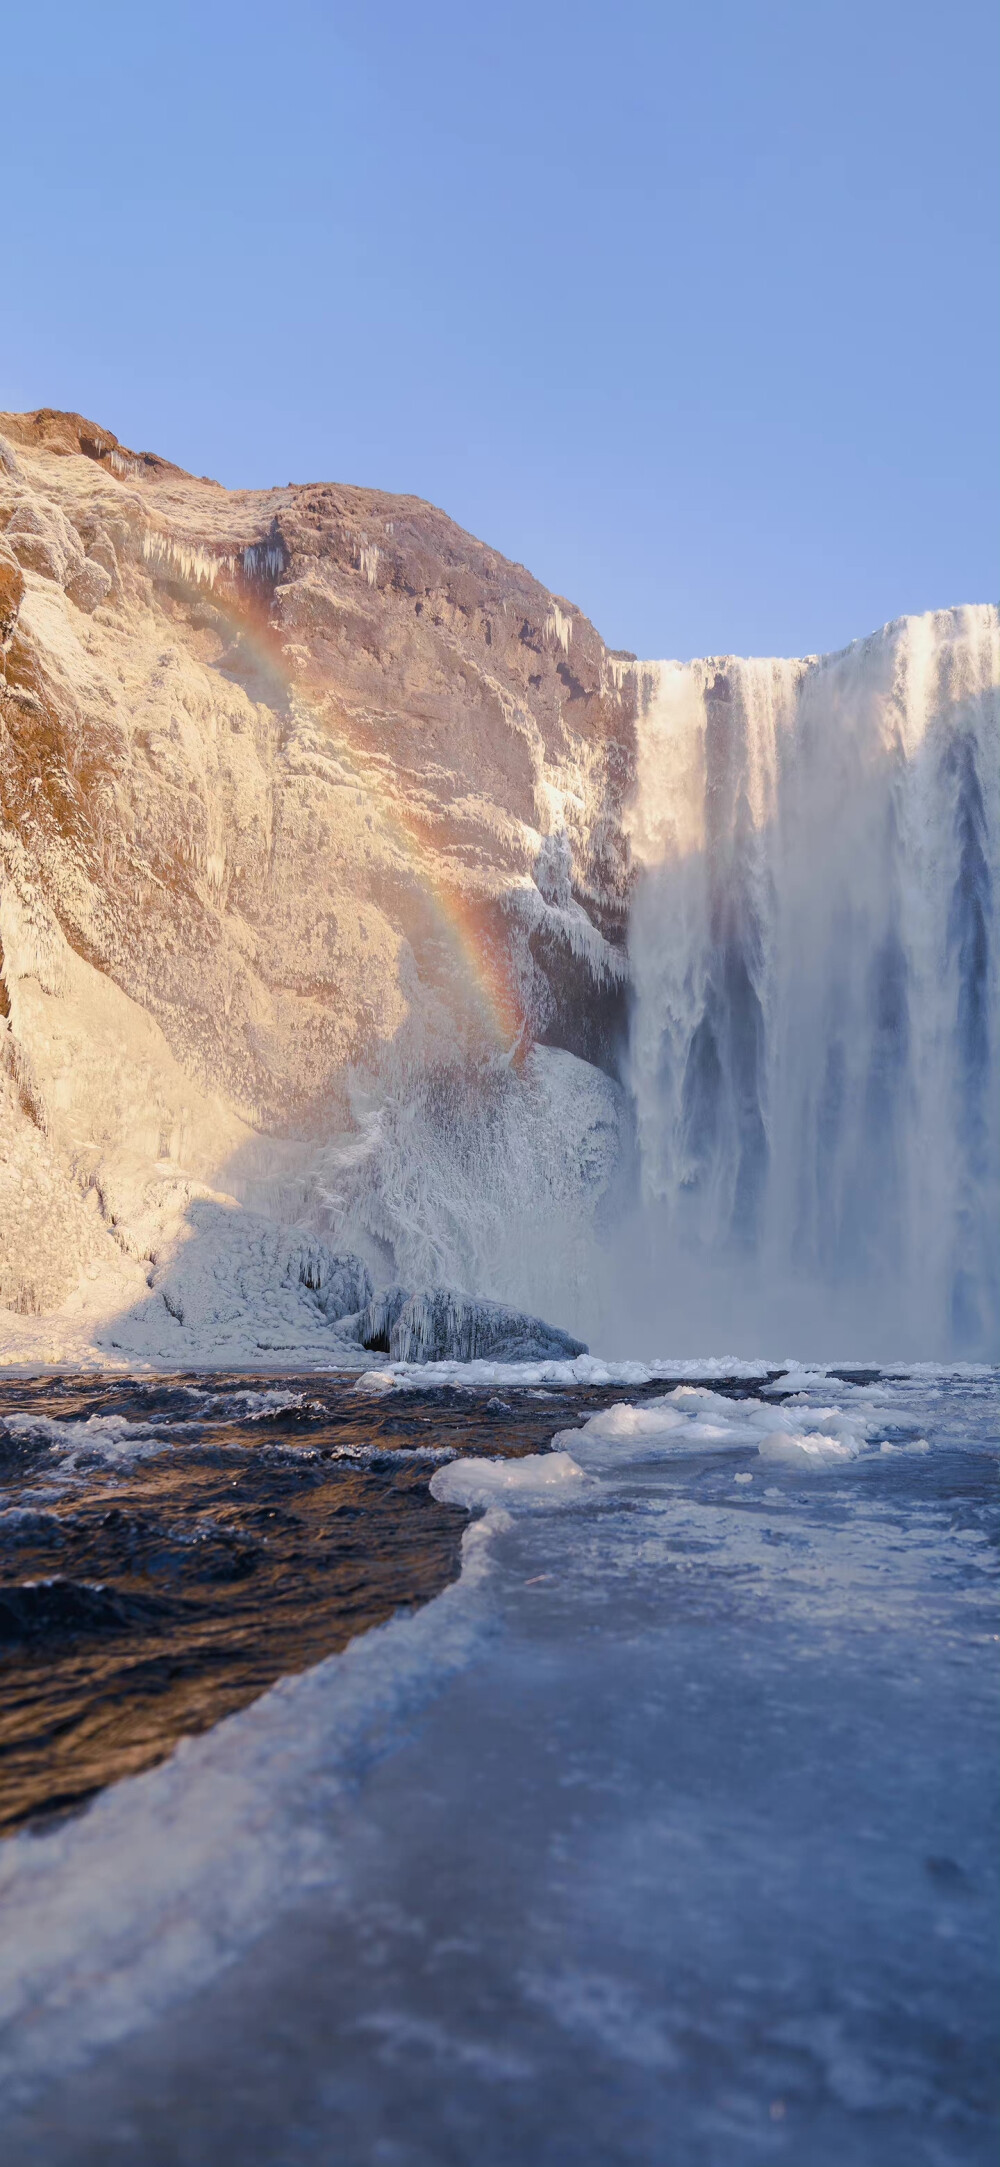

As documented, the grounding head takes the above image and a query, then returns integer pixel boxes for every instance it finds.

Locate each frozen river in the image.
[1,1363,997,2164]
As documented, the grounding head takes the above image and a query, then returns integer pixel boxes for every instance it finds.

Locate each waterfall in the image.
[623,606,1000,1358]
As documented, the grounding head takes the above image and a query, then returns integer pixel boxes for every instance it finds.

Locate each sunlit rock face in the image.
[0,410,635,1351]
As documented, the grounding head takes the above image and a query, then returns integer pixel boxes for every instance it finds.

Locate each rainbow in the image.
[142,528,525,1051]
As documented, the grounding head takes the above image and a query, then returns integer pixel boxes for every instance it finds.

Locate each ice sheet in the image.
[0,1367,997,2165]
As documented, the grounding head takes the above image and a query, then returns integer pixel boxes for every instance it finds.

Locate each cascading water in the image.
[622,606,1000,1359]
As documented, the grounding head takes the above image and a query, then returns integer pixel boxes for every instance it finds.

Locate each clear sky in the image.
[5,0,997,659]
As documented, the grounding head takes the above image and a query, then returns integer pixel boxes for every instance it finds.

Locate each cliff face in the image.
[0,410,637,1354]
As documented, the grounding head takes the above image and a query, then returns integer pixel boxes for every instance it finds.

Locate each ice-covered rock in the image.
[356,1284,412,1352]
[145,1204,372,1341]
[388,1288,587,1364]
[0,1064,119,1315]
[298,1245,372,1323]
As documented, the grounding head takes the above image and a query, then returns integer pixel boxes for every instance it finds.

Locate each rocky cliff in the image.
[0,410,638,1361]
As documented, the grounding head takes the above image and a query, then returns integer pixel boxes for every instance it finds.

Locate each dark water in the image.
[0,1370,777,1834]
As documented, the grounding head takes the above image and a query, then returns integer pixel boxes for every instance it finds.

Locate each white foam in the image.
[210,1389,317,1420]
[2,1411,168,1467]
[0,1389,336,1480]
[329,1441,455,1465]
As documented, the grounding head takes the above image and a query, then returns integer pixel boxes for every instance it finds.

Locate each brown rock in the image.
[66,557,113,614]
[0,542,24,646]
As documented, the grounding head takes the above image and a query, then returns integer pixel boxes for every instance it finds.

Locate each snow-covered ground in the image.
[1,1362,996,2163]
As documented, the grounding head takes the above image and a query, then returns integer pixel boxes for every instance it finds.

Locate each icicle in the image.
[141,531,237,590]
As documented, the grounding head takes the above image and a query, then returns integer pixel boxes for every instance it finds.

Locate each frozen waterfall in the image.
[621,606,1000,1359]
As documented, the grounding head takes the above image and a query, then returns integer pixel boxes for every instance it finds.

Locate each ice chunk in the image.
[552,1402,690,1464]
[551,1383,876,1470]
[553,1391,765,1467]
[757,1430,861,1470]
[431,1450,589,1510]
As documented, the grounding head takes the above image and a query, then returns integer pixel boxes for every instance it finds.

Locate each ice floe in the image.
[550,1384,873,1473]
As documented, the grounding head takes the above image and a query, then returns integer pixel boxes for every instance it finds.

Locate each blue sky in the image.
[5,0,997,658]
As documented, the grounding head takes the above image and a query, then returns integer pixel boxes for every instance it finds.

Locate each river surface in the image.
[0,1362,997,2165]
[0,1369,730,1833]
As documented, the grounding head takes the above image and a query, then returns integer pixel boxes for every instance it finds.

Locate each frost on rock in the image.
[296,1244,373,1323]
[0,1068,119,1315]
[128,1201,373,1353]
[389,1288,587,1364]
[316,1046,626,1338]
